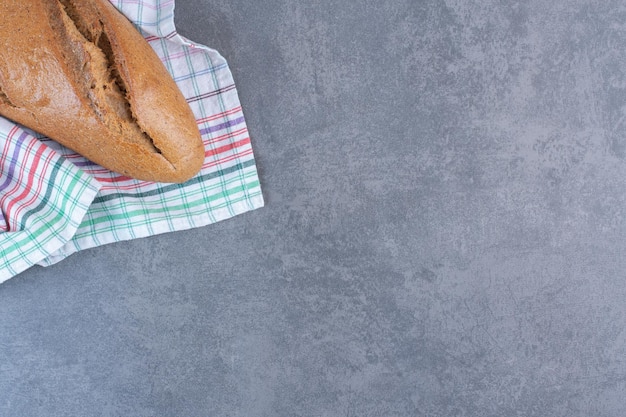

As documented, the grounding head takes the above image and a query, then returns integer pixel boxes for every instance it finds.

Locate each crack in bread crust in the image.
[53,0,163,155]
[0,85,17,108]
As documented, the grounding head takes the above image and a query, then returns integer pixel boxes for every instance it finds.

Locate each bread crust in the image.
[0,0,205,183]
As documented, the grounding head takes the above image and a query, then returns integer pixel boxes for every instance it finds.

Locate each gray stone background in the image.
[2,0,626,415]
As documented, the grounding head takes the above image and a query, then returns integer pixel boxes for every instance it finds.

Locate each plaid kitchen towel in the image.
[0,0,264,283]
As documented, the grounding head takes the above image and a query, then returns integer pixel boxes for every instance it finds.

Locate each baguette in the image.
[0,0,205,183]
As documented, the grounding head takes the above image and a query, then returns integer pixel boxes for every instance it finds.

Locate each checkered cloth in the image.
[0,0,264,283]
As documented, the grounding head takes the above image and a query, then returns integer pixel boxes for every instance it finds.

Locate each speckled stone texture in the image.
[2,0,626,415]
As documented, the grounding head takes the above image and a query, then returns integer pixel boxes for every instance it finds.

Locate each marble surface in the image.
[2,0,626,415]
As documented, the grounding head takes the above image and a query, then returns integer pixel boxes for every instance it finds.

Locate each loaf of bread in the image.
[0,0,205,183]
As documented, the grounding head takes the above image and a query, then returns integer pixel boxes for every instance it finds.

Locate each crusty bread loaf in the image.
[0,0,205,183]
